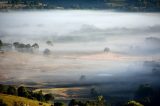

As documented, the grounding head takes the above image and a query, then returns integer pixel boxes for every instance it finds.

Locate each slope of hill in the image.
[0,93,52,106]
[0,0,160,11]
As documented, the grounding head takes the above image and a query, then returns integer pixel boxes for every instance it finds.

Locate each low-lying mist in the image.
[0,10,160,99]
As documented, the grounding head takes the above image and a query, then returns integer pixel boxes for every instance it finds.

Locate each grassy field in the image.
[0,93,52,106]
[34,87,90,100]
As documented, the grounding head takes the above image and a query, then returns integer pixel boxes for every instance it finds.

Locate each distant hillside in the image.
[0,0,160,11]
[0,93,52,106]
[43,0,106,9]
[42,0,160,11]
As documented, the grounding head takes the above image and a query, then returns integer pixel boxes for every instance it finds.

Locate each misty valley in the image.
[0,10,160,106]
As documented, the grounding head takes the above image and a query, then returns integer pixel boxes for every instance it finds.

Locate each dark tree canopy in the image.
[135,84,153,99]
[69,99,79,106]
[7,86,17,95]
[17,86,30,98]
[44,93,54,101]
[0,84,8,94]
[54,102,65,106]
[33,90,45,102]
[0,40,3,47]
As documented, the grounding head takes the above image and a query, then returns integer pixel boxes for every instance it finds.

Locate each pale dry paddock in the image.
[0,51,158,83]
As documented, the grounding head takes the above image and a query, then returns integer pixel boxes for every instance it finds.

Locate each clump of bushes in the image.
[13,42,39,53]
[43,48,51,55]
[54,102,65,106]
[69,96,106,106]
[0,84,54,102]
[0,40,3,48]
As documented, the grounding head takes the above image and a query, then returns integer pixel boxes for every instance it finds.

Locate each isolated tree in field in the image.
[46,40,53,46]
[7,86,17,95]
[104,47,110,53]
[0,40,3,48]
[43,48,51,55]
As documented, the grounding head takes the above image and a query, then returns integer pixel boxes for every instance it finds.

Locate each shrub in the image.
[54,102,65,106]
[44,93,54,101]
[33,90,45,102]
[43,48,51,55]
[0,84,8,94]
[0,40,3,48]
[17,86,30,98]
[7,86,17,95]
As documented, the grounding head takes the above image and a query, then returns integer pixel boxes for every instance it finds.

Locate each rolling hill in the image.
[0,93,52,106]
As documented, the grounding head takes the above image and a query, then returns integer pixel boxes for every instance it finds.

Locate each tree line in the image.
[1,83,160,106]
[0,84,54,102]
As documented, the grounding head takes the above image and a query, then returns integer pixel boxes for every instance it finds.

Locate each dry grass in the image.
[34,87,90,99]
[0,93,52,106]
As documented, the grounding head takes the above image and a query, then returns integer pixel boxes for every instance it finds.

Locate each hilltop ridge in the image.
[0,0,160,11]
